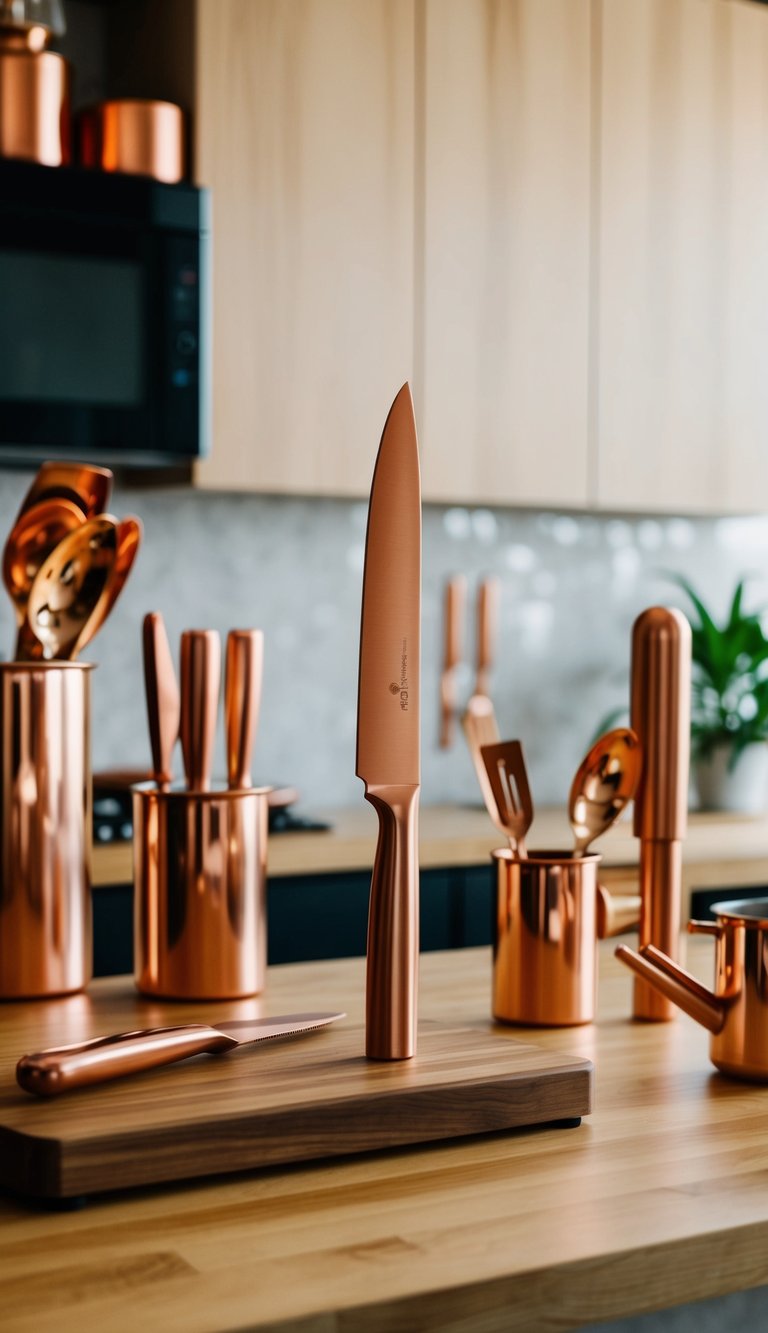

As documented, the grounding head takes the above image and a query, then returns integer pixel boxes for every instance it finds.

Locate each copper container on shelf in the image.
[133,782,270,1000]
[78,99,185,184]
[617,899,768,1081]
[0,20,70,166]
[0,662,93,999]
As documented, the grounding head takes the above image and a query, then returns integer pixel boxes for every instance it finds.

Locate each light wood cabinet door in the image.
[417,0,592,506]
[596,0,768,514]
[194,0,415,496]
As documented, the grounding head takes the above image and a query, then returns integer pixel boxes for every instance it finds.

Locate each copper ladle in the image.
[1,497,85,659]
[15,462,113,523]
[26,515,120,660]
[568,726,643,854]
[73,517,143,658]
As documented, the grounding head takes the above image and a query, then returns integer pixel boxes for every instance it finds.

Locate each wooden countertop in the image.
[2,938,768,1332]
[93,803,768,910]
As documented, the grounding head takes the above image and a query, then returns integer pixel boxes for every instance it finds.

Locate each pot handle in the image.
[615,942,727,1033]
[596,884,641,939]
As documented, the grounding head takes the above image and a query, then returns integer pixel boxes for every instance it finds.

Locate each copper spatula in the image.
[480,739,533,858]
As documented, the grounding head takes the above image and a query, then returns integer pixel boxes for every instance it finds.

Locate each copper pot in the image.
[617,899,768,1081]
[78,98,185,184]
[0,41,69,166]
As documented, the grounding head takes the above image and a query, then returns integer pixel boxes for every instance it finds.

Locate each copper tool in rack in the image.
[474,575,499,701]
[629,606,692,1021]
[143,612,180,786]
[179,629,221,791]
[225,629,264,788]
[356,384,421,1061]
[439,575,466,748]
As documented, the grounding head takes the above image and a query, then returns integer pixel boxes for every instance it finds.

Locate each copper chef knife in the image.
[356,383,422,1062]
[17,1012,346,1096]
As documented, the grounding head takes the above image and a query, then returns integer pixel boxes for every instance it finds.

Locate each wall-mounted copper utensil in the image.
[630,606,691,1021]
[474,575,499,700]
[480,739,533,858]
[462,693,501,819]
[72,516,142,659]
[1,496,84,657]
[616,897,768,1081]
[17,1011,346,1096]
[356,383,421,1062]
[26,515,118,660]
[143,611,180,787]
[16,462,113,522]
[180,629,221,791]
[225,628,264,789]
[439,575,466,749]
[568,727,643,853]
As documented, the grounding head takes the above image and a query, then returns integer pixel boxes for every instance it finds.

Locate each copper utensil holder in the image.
[0,45,70,167]
[78,98,185,183]
[0,662,93,998]
[493,848,602,1027]
[133,783,269,1000]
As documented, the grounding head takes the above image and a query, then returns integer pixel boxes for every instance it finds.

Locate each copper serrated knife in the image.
[16,1012,346,1096]
[356,383,421,1062]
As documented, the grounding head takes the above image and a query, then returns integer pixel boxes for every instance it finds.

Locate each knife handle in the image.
[143,612,181,786]
[225,629,264,789]
[475,576,499,699]
[180,630,221,791]
[364,783,420,1061]
[16,1025,234,1097]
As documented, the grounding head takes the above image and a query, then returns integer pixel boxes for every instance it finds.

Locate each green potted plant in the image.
[671,575,768,813]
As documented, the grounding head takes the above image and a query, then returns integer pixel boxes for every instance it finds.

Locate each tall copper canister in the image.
[0,662,93,998]
[630,607,692,1020]
[133,783,270,1000]
[0,12,70,167]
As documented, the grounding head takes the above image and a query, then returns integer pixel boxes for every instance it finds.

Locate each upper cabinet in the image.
[193,0,415,497]
[595,0,768,514]
[418,0,592,507]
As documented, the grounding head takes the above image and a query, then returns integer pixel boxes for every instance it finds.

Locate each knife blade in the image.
[16,1012,346,1097]
[356,383,421,1061]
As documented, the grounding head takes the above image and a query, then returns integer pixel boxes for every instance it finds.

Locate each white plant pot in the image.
[693,742,768,814]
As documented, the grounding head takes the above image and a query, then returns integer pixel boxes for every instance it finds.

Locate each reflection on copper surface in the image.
[493,849,601,1026]
[133,783,269,1000]
[0,662,93,997]
[630,607,691,1020]
[616,897,768,1080]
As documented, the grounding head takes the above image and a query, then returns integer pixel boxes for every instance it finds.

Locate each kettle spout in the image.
[615,943,727,1034]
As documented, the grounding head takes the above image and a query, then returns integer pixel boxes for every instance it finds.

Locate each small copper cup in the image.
[0,661,93,998]
[493,848,602,1027]
[133,782,269,1000]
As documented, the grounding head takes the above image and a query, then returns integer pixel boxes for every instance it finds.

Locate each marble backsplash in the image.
[1,471,764,815]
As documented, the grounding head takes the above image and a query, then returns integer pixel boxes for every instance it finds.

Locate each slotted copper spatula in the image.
[480,739,533,858]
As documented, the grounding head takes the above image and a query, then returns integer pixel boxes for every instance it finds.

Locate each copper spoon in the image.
[568,727,643,854]
[143,611,180,786]
[26,515,118,660]
[1,497,85,659]
[225,628,264,788]
[72,517,142,659]
[15,462,113,522]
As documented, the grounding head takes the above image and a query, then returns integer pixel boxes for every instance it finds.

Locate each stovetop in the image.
[93,786,331,845]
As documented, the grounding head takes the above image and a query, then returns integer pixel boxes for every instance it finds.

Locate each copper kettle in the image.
[617,898,768,1081]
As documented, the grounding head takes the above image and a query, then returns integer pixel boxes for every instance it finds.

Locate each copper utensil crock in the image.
[617,898,768,1081]
[0,661,93,998]
[78,98,185,183]
[630,607,692,1021]
[0,27,70,167]
[133,782,270,1001]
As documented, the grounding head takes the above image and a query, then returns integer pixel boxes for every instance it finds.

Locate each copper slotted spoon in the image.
[480,739,533,858]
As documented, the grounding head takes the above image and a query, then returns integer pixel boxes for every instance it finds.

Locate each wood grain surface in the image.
[2,941,768,1332]
[0,1007,591,1200]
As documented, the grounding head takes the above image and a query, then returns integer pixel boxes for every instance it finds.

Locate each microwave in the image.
[0,159,210,466]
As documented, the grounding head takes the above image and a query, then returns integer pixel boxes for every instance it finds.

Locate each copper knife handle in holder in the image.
[225,629,264,788]
[142,611,180,786]
[630,607,692,1020]
[364,784,420,1060]
[439,576,466,749]
[179,629,221,791]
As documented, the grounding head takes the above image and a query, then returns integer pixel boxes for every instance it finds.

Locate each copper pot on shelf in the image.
[617,899,768,1082]
[0,0,70,167]
[78,98,185,184]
